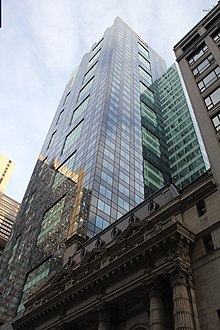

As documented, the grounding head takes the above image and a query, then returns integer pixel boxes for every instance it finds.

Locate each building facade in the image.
[174,2,220,191]
[0,17,211,327]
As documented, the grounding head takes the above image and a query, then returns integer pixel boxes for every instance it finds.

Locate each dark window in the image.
[212,30,220,43]
[71,95,89,125]
[84,61,98,82]
[78,77,94,101]
[188,44,208,65]
[203,234,214,253]
[138,42,149,58]
[56,109,64,124]
[198,67,220,92]
[212,112,220,132]
[63,92,70,106]
[138,53,150,70]
[92,37,104,51]
[47,131,56,149]
[196,199,206,217]
[204,86,220,110]
[62,120,84,155]
[89,48,101,65]
[193,54,215,77]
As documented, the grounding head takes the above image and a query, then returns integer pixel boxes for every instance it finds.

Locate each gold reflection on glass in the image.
[39,154,90,240]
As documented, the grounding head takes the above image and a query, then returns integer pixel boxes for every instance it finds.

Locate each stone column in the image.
[171,271,195,330]
[149,284,165,330]
[187,274,200,330]
[97,307,110,330]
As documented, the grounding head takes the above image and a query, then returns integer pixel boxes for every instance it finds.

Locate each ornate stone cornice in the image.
[13,216,195,329]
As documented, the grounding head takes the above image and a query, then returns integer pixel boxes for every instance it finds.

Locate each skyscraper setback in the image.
[0,17,208,322]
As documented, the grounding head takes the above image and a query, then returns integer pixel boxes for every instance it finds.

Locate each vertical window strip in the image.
[78,77,94,101]
[62,120,84,154]
[71,96,89,125]
[142,126,161,156]
[140,101,157,126]
[140,82,154,103]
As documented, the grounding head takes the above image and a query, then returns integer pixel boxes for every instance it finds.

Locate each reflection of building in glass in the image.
[0,17,210,323]
[0,159,79,319]
[0,155,20,255]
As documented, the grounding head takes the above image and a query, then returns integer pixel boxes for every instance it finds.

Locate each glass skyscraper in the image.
[38,17,168,238]
[0,17,208,322]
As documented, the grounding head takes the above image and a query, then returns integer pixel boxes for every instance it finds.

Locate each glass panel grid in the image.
[142,126,161,156]
[140,101,157,126]
[138,53,150,70]
[62,120,84,154]
[140,82,154,103]
[37,196,65,245]
[71,96,89,125]
[78,77,94,101]
[143,159,164,190]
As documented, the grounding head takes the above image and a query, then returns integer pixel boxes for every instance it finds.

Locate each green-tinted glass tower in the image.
[157,63,209,188]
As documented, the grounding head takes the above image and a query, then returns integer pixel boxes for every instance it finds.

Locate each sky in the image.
[0,0,215,202]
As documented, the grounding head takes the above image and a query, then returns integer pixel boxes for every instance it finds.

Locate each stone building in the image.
[174,2,220,192]
[11,170,220,330]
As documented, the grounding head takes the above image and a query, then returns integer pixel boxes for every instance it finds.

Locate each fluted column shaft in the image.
[97,309,110,330]
[171,272,195,330]
[149,285,165,330]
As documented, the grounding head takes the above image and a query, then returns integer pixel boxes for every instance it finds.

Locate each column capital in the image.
[96,302,111,330]
[94,301,111,320]
[143,274,163,288]
[170,270,187,287]
[149,279,164,298]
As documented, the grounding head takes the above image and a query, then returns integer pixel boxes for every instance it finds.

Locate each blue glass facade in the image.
[39,18,167,238]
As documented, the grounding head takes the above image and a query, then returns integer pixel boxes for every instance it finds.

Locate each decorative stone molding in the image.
[148,200,159,214]
[94,301,111,330]
[111,225,121,239]
[171,271,194,330]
